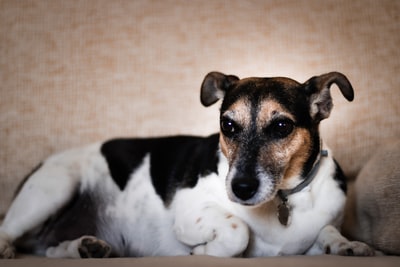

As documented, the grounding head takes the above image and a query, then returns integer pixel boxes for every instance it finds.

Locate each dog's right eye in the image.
[269,119,294,139]
[221,118,239,137]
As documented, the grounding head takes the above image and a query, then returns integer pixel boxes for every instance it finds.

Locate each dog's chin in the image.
[228,190,277,207]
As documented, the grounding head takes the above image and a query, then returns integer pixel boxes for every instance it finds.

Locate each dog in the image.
[0,71,375,258]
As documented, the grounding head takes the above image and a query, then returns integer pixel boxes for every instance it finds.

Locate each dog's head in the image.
[201,72,354,206]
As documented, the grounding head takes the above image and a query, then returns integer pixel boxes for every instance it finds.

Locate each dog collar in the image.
[276,149,328,226]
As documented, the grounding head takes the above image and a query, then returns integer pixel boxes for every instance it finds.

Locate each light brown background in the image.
[0,0,399,216]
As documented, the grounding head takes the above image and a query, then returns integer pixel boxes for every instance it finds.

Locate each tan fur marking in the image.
[226,214,233,219]
[258,128,312,190]
[257,99,294,129]
[223,99,251,128]
[219,134,229,158]
[219,133,240,165]
[282,128,312,187]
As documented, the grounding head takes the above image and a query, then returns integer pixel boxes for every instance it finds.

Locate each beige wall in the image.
[0,0,399,215]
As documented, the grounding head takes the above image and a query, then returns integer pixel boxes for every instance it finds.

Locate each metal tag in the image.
[277,201,290,226]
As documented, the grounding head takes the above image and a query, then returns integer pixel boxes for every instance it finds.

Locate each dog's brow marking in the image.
[257,100,293,129]
[223,99,251,128]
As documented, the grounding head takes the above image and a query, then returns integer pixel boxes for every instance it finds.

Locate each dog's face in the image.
[201,72,354,206]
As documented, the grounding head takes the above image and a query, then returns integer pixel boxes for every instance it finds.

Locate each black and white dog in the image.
[0,72,374,258]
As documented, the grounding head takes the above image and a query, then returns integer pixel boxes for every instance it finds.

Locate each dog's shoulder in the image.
[100,134,221,204]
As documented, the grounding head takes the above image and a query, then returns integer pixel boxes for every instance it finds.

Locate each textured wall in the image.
[0,0,399,215]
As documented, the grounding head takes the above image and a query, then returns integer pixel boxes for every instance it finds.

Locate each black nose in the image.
[231,177,260,201]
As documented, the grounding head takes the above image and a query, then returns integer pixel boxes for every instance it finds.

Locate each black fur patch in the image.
[101,134,220,204]
[333,159,347,193]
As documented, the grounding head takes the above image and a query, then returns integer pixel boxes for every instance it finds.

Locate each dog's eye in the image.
[270,119,294,139]
[221,118,239,137]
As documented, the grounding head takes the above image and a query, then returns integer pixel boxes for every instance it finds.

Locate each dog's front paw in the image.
[326,240,375,256]
[78,236,112,258]
[189,214,250,257]
[175,205,250,257]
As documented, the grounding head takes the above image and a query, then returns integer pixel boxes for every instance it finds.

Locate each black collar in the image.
[278,149,328,203]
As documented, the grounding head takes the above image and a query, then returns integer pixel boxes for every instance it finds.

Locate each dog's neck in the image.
[276,149,328,226]
[278,149,328,201]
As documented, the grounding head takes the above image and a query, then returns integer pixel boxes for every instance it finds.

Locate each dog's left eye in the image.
[270,119,294,139]
[221,118,240,138]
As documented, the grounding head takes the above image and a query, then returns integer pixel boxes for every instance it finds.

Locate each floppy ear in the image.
[304,72,354,122]
[200,72,239,107]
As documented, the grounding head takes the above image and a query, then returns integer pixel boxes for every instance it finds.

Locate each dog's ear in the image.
[304,72,354,122]
[200,72,239,107]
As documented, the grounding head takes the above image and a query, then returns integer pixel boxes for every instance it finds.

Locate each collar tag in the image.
[277,197,290,226]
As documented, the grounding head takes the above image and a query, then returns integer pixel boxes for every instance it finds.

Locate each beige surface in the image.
[3,255,400,267]
[0,0,399,233]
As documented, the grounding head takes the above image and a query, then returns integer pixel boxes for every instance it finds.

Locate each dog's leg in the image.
[174,203,249,257]
[0,162,80,258]
[307,225,375,256]
[45,236,111,258]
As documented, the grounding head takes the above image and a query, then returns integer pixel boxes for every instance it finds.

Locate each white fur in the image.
[0,142,374,258]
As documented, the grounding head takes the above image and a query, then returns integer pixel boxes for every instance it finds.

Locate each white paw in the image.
[175,207,250,257]
[326,240,375,256]
[190,214,249,257]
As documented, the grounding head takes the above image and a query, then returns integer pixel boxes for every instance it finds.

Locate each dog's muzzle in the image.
[231,177,260,201]
[227,163,277,206]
